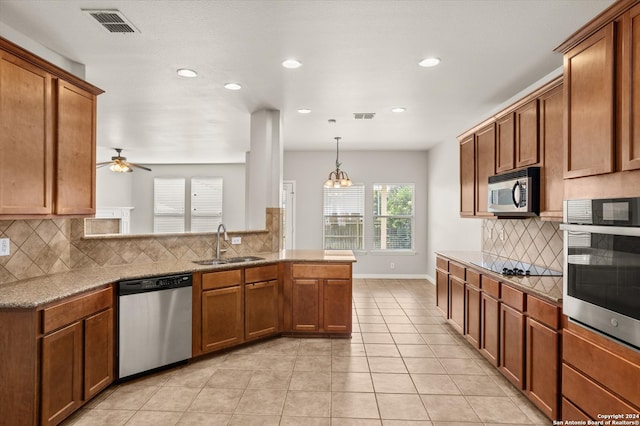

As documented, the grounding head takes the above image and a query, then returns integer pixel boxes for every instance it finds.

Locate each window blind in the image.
[323,184,364,250]
[190,177,223,232]
[154,177,186,233]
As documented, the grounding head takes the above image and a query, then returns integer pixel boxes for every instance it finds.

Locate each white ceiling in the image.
[0,0,614,164]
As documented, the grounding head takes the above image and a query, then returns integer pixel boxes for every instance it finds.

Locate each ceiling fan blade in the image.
[128,162,152,172]
[96,162,111,168]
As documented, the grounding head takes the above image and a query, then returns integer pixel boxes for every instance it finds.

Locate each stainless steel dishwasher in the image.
[117,273,192,380]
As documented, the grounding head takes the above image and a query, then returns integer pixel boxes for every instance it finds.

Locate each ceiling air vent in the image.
[353,113,376,120]
[82,9,140,34]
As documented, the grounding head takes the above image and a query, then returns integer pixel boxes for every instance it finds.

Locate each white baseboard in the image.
[353,273,430,280]
[424,274,435,284]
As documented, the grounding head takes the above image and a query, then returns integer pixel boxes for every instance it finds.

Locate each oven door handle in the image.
[560,223,640,237]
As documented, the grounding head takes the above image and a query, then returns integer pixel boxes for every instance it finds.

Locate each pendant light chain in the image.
[324,136,353,188]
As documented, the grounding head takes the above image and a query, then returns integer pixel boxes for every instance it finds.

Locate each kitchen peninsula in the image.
[0,249,356,426]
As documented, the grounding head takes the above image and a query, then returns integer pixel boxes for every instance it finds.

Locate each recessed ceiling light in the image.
[282,59,303,69]
[224,82,242,90]
[177,68,197,78]
[391,107,406,113]
[297,109,312,114]
[419,57,441,68]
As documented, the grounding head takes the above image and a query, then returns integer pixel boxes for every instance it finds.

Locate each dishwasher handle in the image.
[118,273,192,296]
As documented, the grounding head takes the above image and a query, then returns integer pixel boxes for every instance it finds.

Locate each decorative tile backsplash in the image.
[482,218,563,273]
[0,208,283,285]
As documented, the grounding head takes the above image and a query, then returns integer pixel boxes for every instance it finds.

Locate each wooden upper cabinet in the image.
[0,51,53,215]
[563,23,615,178]
[475,124,496,217]
[0,38,102,218]
[459,135,475,217]
[620,3,640,171]
[56,80,97,215]
[515,100,539,168]
[539,83,564,220]
[496,113,515,173]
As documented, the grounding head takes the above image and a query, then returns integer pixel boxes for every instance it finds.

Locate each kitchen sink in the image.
[192,256,264,265]
[192,259,229,265]
[225,256,265,263]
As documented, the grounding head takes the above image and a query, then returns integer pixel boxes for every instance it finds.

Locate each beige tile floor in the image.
[63,279,550,426]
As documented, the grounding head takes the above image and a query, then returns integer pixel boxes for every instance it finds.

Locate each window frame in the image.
[372,183,415,252]
[322,183,365,251]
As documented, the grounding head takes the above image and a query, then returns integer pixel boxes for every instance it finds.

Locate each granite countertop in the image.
[0,250,356,308]
[436,251,563,303]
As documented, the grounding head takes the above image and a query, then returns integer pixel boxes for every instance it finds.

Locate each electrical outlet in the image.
[231,236,242,245]
[499,229,505,241]
[390,262,395,270]
[0,238,9,256]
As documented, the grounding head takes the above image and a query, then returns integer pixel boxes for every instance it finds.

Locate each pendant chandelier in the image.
[324,137,352,188]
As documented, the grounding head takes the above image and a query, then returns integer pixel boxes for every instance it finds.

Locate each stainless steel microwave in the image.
[487,166,540,216]
[561,198,640,350]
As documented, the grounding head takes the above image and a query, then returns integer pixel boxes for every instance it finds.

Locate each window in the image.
[323,184,364,250]
[190,177,223,232]
[154,177,186,233]
[373,183,414,250]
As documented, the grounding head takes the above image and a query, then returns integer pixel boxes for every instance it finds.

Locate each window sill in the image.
[369,250,416,256]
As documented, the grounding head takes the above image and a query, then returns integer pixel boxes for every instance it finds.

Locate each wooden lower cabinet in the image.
[41,322,83,426]
[83,308,114,400]
[435,268,449,318]
[562,323,640,417]
[287,263,353,335]
[323,279,351,333]
[525,317,559,419]
[292,279,320,332]
[245,279,278,340]
[437,256,565,421]
[480,292,500,367]
[201,285,243,352]
[245,265,279,341]
[499,303,525,389]
[465,284,481,348]
[448,276,465,334]
[40,287,114,426]
[435,256,449,317]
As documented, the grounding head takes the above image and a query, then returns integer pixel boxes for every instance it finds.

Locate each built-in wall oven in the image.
[561,198,640,350]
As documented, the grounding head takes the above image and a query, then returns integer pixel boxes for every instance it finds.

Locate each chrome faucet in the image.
[216,223,228,259]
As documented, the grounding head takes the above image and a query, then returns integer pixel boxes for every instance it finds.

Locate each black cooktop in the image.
[471,255,562,277]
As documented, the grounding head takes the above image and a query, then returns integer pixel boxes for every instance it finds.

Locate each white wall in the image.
[0,22,85,77]
[97,164,246,234]
[425,140,482,282]
[284,150,428,278]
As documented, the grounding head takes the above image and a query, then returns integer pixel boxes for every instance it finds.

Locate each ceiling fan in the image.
[96,148,152,173]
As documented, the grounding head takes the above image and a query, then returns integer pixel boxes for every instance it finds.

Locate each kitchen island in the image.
[0,249,355,426]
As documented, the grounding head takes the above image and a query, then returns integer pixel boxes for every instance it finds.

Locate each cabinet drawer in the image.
[466,269,480,288]
[245,264,278,284]
[292,263,351,279]
[527,296,560,329]
[562,363,637,419]
[202,269,242,290]
[42,286,113,334]
[563,329,640,408]
[501,284,525,311]
[562,397,591,421]
[449,262,465,280]
[436,256,449,271]
[481,276,500,298]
